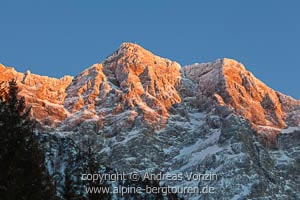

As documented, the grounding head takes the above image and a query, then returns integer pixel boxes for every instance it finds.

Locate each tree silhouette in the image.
[86,146,111,200]
[0,79,57,200]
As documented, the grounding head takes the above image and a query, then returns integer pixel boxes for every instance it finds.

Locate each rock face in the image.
[63,43,181,132]
[182,59,300,129]
[181,59,300,147]
[2,44,299,133]
[1,43,300,199]
[0,64,73,127]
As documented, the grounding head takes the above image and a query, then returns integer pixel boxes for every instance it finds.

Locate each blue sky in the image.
[1,0,299,98]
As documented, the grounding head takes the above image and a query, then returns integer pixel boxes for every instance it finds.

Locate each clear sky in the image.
[1,1,299,98]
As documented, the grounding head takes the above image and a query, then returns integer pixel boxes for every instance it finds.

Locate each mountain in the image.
[1,43,300,199]
[0,64,73,127]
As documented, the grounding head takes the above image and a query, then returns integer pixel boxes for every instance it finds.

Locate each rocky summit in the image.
[1,43,300,199]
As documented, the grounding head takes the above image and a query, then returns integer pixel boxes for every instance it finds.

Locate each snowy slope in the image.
[1,43,300,199]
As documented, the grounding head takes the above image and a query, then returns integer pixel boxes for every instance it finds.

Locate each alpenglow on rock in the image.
[1,43,300,199]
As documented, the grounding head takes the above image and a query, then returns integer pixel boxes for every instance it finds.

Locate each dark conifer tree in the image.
[0,79,57,200]
[63,165,77,200]
[86,146,111,200]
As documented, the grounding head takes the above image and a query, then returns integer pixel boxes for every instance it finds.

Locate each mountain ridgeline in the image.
[1,43,300,199]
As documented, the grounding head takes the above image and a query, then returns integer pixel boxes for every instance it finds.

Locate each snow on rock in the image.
[182,58,300,145]
[281,126,300,134]
[182,58,300,129]
[0,63,73,127]
[1,43,300,199]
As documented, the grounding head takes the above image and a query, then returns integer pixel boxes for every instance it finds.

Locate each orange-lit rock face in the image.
[0,64,73,126]
[183,58,300,133]
[104,43,181,117]
[222,59,286,128]
[222,59,300,130]
[64,43,182,129]
[1,44,300,135]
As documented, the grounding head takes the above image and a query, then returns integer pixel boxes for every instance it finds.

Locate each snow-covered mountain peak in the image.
[182,57,300,141]
[2,44,300,199]
[62,43,182,131]
[1,43,300,134]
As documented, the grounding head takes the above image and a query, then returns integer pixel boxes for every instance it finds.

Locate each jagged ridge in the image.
[2,43,300,199]
[0,64,73,126]
[1,43,300,133]
[182,59,300,131]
